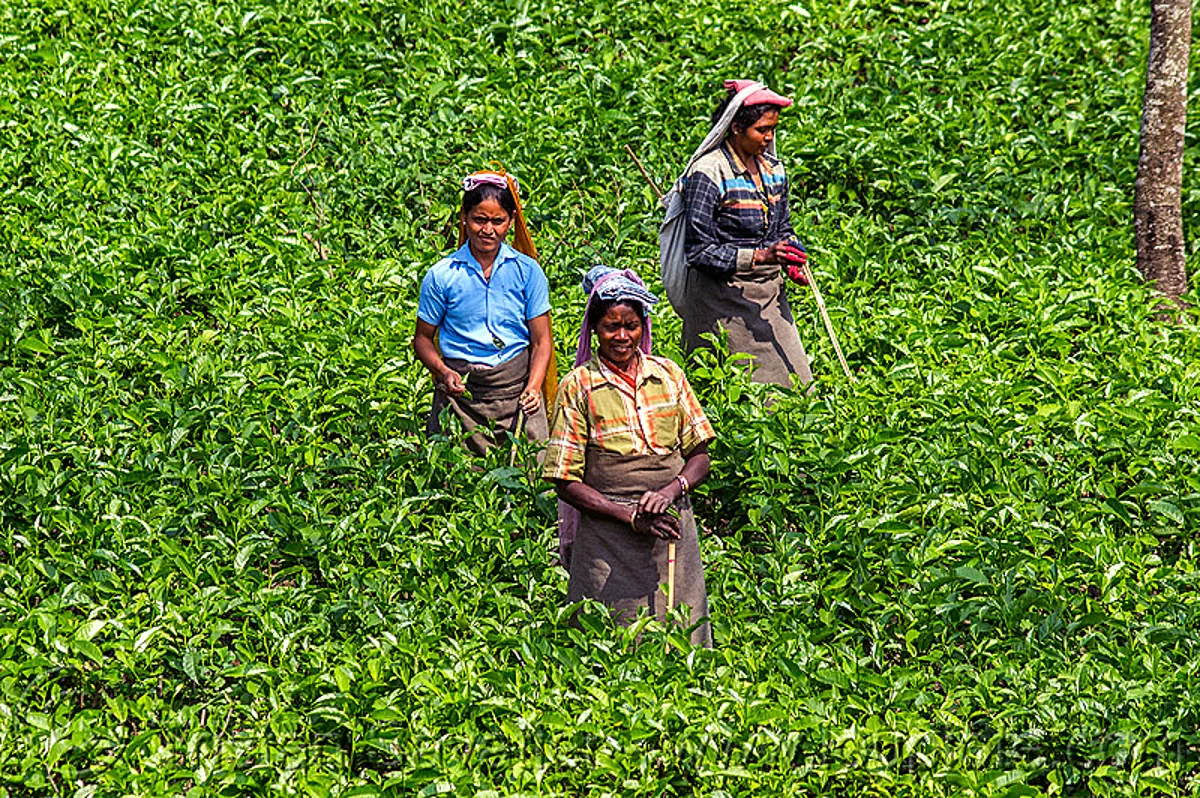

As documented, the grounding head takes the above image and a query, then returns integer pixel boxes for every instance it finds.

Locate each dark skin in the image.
[552,303,712,540]
[727,109,778,175]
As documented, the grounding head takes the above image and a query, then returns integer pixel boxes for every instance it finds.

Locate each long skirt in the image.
[426,348,549,456]
[567,448,712,647]
[681,261,813,387]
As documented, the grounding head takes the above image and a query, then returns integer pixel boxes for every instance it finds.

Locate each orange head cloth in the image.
[458,169,559,409]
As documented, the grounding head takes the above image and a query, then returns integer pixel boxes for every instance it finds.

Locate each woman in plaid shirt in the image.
[544,266,714,647]
[679,80,814,387]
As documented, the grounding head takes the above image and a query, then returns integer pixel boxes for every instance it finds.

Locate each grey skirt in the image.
[426,348,548,455]
[567,448,712,647]
[681,261,813,387]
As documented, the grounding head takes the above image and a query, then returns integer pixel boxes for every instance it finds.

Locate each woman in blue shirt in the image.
[413,172,554,454]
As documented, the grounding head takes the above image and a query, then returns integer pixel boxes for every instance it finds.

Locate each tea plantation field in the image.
[3,0,1200,794]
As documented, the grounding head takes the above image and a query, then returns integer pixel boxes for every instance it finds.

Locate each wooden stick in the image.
[508,409,526,467]
[625,145,664,200]
[803,262,855,381]
[666,541,677,611]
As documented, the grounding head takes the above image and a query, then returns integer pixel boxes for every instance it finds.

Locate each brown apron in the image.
[567,449,712,647]
[426,348,549,456]
[681,260,813,387]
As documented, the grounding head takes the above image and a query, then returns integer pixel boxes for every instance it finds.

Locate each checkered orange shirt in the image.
[542,353,716,483]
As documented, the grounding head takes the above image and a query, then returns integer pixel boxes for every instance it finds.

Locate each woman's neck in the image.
[727,139,760,176]
[601,351,639,374]
[468,242,498,275]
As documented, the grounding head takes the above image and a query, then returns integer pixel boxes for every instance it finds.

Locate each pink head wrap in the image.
[724,79,793,108]
[461,171,521,194]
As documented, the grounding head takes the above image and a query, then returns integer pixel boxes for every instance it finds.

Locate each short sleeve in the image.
[675,369,716,456]
[524,261,551,320]
[416,268,446,327]
[542,370,591,483]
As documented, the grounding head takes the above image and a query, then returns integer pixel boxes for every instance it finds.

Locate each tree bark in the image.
[1134,0,1191,303]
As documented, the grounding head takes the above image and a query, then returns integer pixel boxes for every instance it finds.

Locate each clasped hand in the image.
[632,489,681,540]
[754,242,810,286]
[518,387,542,414]
[439,368,467,396]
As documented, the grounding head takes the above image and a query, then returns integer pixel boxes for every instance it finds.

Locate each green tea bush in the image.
[2,0,1200,794]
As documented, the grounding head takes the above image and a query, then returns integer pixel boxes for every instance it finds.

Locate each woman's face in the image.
[595,303,644,369]
[729,109,780,159]
[462,197,513,260]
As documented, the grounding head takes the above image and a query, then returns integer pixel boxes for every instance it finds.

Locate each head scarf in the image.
[458,168,538,262]
[573,265,658,368]
[723,79,793,109]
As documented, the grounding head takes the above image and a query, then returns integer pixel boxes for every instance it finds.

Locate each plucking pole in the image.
[666,540,677,614]
[626,145,664,200]
[508,409,526,467]
[802,263,855,381]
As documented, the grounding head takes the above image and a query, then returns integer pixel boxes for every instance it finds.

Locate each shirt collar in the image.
[594,351,664,391]
[722,142,776,180]
[451,241,519,273]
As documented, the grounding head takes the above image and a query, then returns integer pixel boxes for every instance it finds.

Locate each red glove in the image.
[785,263,810,285]
[778,244,809,285]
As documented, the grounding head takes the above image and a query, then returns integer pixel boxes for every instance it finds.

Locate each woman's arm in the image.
[413,319,465,396]
[555,479,681,540]
[679,444,712,492]
[683,173,744,279]
[635,442,711,515]
[519,312,552,413]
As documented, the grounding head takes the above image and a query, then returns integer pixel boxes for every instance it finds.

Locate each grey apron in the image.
[567,448,712,647]
[681,260,813,387]
[426,348,549,456]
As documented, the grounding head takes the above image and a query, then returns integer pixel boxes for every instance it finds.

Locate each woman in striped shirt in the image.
[544,266,714,647]
[680,80,814,387]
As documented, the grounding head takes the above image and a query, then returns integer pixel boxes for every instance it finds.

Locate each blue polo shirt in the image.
[417,242,551,366]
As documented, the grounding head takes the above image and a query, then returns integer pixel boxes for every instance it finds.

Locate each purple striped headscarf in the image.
[571,265,658,368]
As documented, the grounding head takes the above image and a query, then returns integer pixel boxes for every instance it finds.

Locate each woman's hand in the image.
[439,368,467,396]
[755,241,808,268]
[784,262,810,286]
[777,242,810,285]
[637,489,674,515]
[753,241,792,266]
[631,507,681,540]
[518,386,542,414]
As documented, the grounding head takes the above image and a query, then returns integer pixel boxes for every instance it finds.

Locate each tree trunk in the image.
[1134,0,1191,303]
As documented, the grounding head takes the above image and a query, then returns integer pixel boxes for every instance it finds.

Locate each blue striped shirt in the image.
[683,143,798,279]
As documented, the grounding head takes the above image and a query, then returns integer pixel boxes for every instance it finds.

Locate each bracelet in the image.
[629,508,638,531]
[676,475,690,495]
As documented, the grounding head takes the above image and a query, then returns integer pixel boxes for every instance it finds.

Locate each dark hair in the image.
[588,297,647,331]
[710,91,777,133]
[461,183,517,217]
